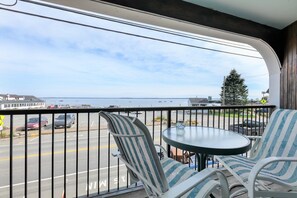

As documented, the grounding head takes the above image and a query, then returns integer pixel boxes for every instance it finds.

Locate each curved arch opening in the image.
[21,0,281,106]
[125,10,281,107]
[59,0,281,106]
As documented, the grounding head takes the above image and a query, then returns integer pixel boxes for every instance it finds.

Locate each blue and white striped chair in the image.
[215,109,297,198]
[100,111,229,198]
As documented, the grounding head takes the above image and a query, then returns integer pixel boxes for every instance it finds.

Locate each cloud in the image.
[0,1,269,98]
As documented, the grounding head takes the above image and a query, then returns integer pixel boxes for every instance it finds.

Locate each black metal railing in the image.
[0,105,275,198]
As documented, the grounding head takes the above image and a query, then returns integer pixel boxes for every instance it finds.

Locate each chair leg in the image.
[230,188,248,198]
[229,182,244,191]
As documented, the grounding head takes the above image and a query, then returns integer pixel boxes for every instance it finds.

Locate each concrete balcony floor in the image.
[105,169,286,198]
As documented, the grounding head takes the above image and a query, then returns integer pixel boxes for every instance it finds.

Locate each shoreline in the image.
[43,98,189,108]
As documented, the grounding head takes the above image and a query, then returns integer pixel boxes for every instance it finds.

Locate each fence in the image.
[0,105,275,197]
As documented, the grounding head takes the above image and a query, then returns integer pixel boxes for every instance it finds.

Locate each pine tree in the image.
[220,69,248,105]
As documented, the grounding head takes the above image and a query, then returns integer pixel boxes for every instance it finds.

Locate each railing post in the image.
[10,115,13,198]
[167,110,171,157]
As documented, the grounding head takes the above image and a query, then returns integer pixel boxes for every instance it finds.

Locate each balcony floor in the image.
[107,169,286,198]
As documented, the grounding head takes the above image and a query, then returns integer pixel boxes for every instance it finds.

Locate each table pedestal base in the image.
[196,153,208,171]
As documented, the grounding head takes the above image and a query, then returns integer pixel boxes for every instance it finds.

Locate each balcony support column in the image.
[281,21,297,109]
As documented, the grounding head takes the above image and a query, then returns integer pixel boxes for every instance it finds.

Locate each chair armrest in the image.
[246,136,262,140]
[112,150,140,185]
[115,154,163,195]
[111,150,120,157]
[162,169,229,198]
[248,157,297,198]
[154,144,168,159]
[246,136,262,157]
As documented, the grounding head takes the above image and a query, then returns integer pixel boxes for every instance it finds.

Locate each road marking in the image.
[0,135,112,148]
[0,164,125,189]
[0,144,118,161]
[30,137,38,142]
[91,121,94,127]
[86,175,127,190]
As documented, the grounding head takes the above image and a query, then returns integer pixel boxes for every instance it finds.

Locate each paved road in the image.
[0,128,162,198]
[0,111,243,197]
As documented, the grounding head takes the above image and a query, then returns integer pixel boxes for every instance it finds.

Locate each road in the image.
[0,127,162,198]
[0,111,245,197]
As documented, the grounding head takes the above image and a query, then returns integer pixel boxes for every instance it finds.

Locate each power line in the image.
[20,0,257,52]
[0,5,262,59]
[0,0,17,6]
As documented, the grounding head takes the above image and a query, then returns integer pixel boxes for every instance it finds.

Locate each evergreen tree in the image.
[220,69,248,105]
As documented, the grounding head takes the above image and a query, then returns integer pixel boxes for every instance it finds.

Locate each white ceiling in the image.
[184,0,297,29]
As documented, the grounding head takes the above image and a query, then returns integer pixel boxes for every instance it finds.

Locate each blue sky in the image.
[0,1,268,99]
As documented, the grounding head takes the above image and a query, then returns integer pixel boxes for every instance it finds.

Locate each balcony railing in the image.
[0,105,275,198]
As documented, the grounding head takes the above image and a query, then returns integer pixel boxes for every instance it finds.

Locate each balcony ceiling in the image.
[36,0,297,30]
[184,0,297,29]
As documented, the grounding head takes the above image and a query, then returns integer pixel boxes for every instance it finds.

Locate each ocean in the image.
[42,97,189,108]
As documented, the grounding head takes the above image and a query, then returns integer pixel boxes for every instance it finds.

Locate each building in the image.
[188,98,209,107]
[0,94,45,110]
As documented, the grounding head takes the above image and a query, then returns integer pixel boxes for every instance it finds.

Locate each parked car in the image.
[229,119,265,135]
[27,116,48,130]
[255,108,269,114]
[242,120,265,128]
[54,114,75,128]
[47,104,66,109]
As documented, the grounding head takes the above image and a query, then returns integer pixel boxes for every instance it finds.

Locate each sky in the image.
[0,1,269,99]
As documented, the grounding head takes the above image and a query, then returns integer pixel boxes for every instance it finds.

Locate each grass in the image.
[212,110,268,118]
[0,131,8,138]
[153,116,167,122]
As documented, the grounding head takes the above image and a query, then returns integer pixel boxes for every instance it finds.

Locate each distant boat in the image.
[108,105,119,108]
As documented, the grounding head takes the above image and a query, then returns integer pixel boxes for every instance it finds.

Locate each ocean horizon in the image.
[42,97,190,108]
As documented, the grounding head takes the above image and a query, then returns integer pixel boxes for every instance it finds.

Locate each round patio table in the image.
[162,126,251,171]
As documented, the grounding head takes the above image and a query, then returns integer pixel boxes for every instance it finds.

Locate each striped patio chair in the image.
[100,111,229,198]
[215,109,297,198]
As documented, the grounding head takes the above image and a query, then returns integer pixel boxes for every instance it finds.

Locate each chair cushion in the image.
[217,155,256,185]
[161,158,220,197]
[217,155,297,187]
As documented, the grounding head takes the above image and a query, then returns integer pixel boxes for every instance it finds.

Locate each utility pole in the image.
[0,115,4,138]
